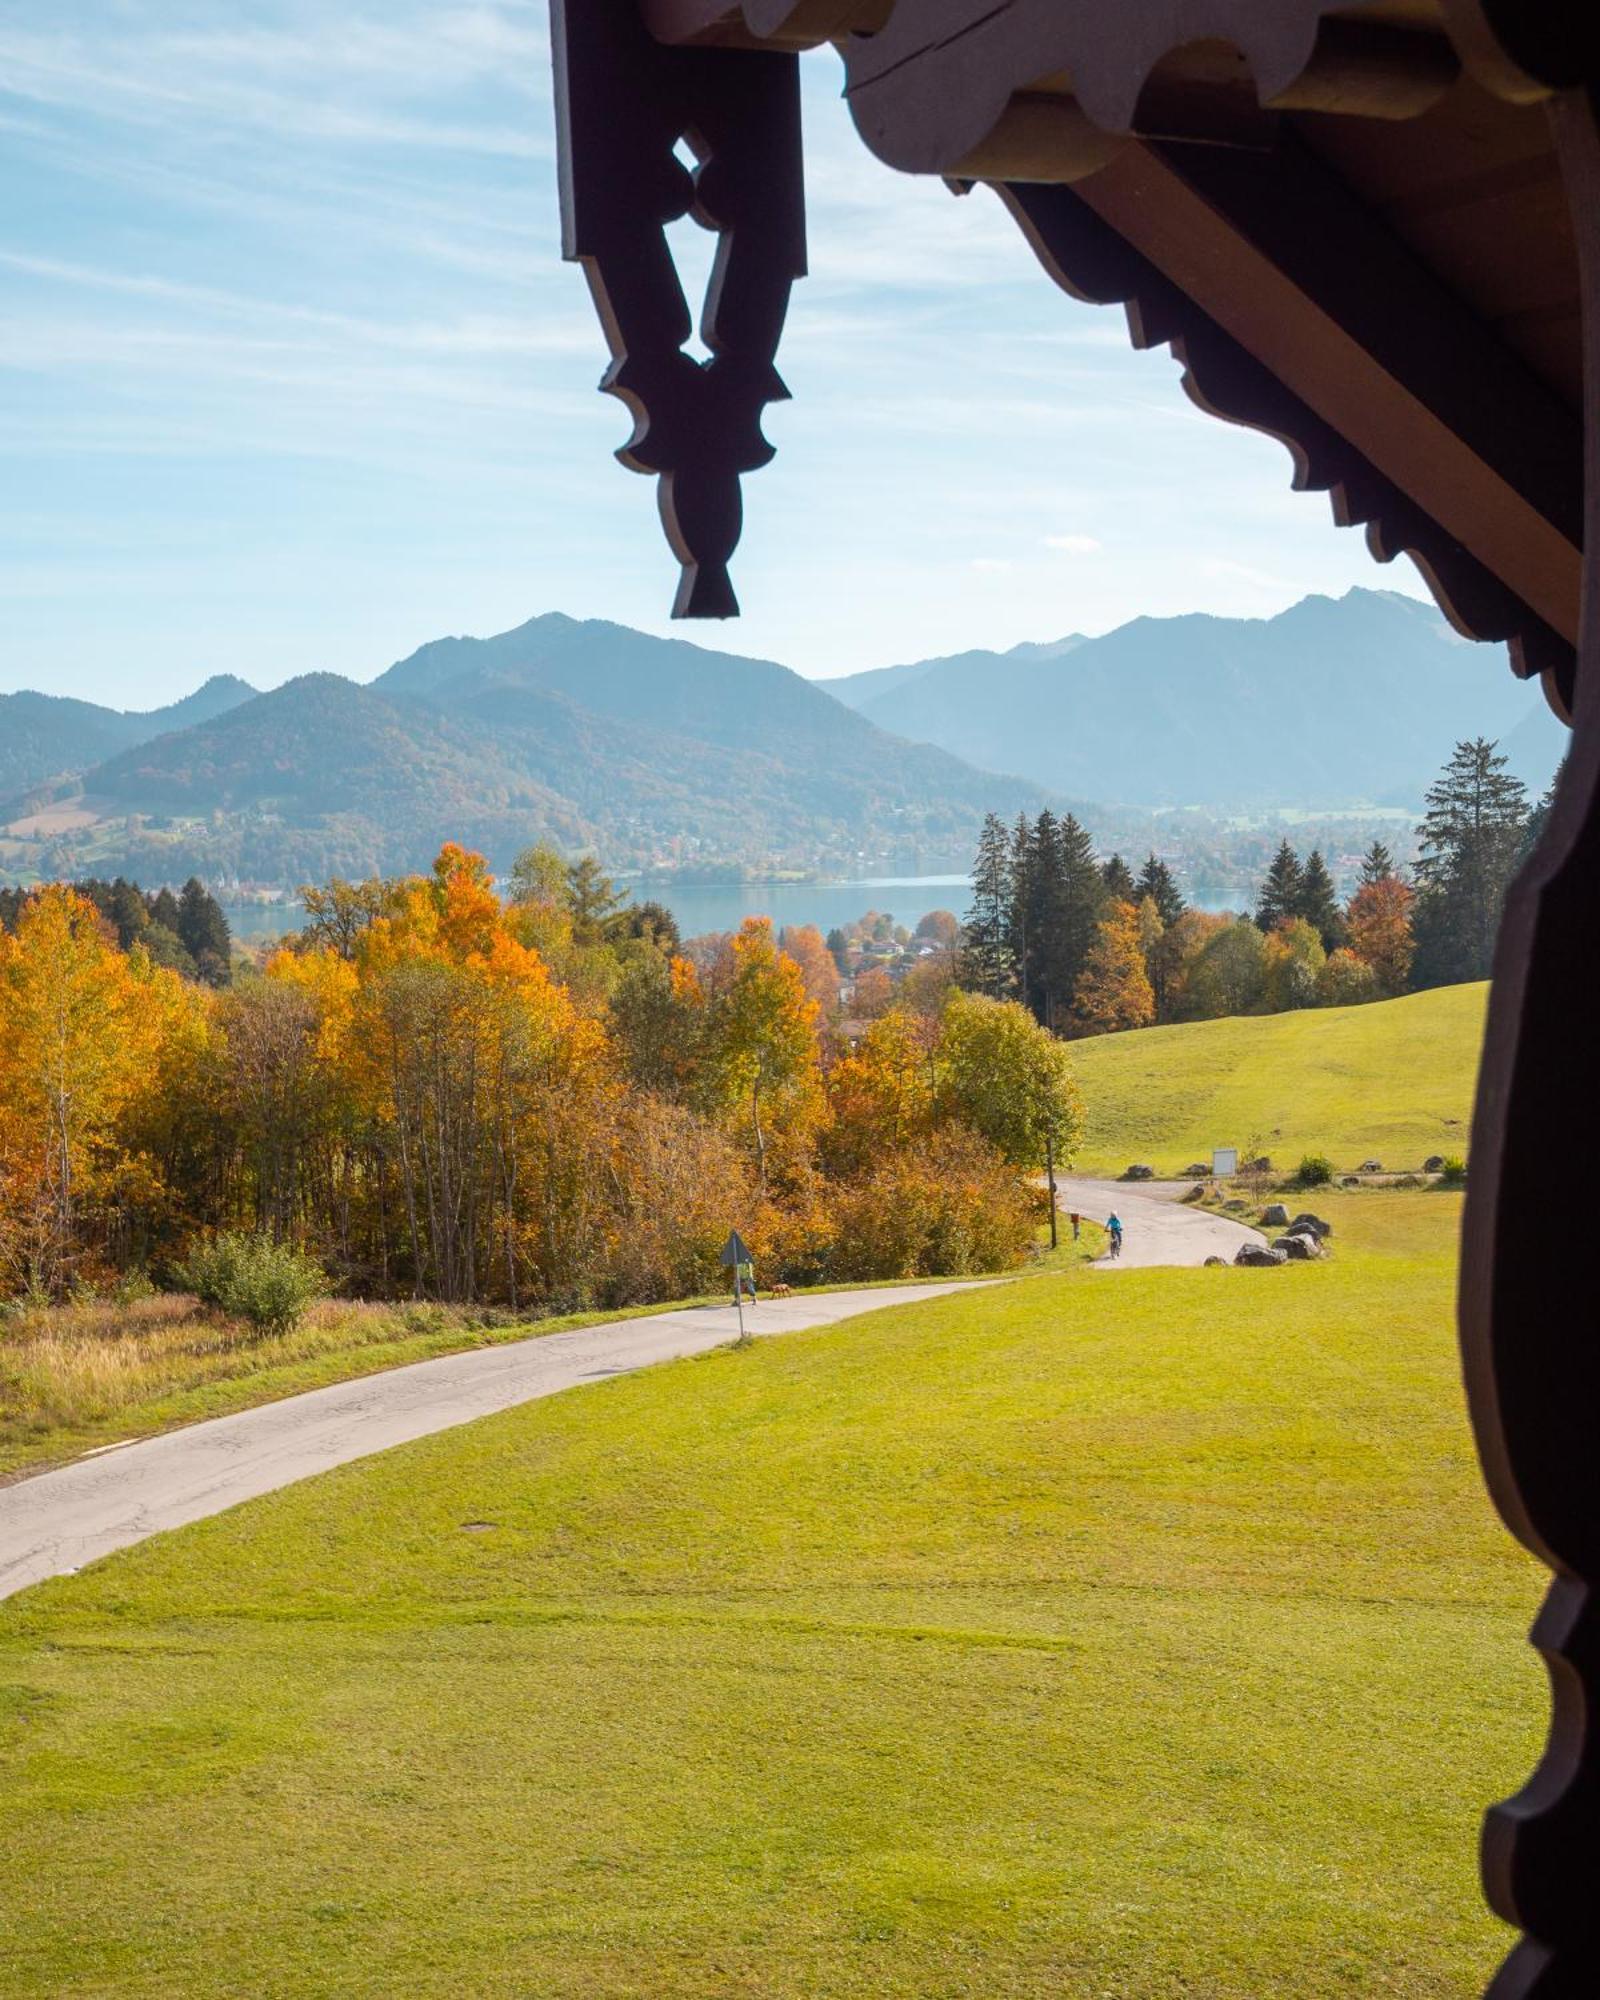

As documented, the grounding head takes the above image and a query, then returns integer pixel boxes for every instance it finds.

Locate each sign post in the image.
[720,1229,752,1347]
[1045,1132,1058,1249]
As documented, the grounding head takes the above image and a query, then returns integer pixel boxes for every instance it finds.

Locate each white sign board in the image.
[1212,1147,1238,1178]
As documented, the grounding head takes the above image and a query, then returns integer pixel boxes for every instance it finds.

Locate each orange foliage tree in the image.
[1346,876,1416,996]
[1070,899,1156,1036]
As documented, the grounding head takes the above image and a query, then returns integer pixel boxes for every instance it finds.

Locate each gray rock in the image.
[1248,1156,1273,1173]
[1122,1163,1155,1181]
[1261,1203,1290,1227]
[1290,1212,1332,1239]
[1184,1163,1211,1178]
[1424,1155,1445,1173]
[1275,1232,1323,1260]
[1359,1158,1384,1174]
[1204,1255,1229,1268]
[1223,1198,1249,1213]
[1235,1243,1288,1268]
[1341,1176,1361,1188]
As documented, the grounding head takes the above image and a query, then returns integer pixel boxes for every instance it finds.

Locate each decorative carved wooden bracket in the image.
[552,0,806,617]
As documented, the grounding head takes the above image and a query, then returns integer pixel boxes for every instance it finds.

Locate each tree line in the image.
[0,875,233,987]
[960,737,1551,1035]
[0,844,1082,1308]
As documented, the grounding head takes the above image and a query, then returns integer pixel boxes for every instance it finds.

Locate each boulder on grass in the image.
[1248,1156,1273,1174]
[1359,1158,1384,1174]
[1275,1232,1323,1260]
[1184,1163,1211,1178]
[1424,1155,1445,1173]
[1235,1243,1288,1268]
[1262,1203,1290,1227]
[1290,1212,1332,1239]
[1204,1255,1229,1268]
[1122,1163,1155,1181]
[1341,1175,1361,1188]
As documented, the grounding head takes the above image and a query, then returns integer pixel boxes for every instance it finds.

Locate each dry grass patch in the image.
[0,1293,518,1478]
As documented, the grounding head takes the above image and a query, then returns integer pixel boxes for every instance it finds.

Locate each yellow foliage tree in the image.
[1070,899,1156,1036]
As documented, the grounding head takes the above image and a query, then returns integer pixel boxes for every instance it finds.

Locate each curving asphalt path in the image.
[1055,1177,1267,1269]
[0,1284,987,1604]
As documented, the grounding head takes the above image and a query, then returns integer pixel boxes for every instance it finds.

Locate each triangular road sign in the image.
[719,1230,751,1268]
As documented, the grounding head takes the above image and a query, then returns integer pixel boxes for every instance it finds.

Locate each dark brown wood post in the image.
[1459,82,1600,2000]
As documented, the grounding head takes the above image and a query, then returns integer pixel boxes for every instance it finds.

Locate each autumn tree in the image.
[707,919,823,1189]
[824,1009,938,1177]
[937,990,1084,1172]
[779,924,842,1017]
[1186,917,1269,1019]
[0,888,179,1291]
[1070,899,1156,1036]
[852,966,894,1019]
[1263,917,1326,1011]
[1317,948,1380,1007]
[1346,875,1415,996]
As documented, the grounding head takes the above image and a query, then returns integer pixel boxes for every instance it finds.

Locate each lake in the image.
[225,875,973,946]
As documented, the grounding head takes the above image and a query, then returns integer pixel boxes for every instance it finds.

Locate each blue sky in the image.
[3,0,1450,708]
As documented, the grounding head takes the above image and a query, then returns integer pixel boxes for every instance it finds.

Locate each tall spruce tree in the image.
[1359,840,1398,887]
[1101,853,1136,901]
[1014,811,1059,1026]
[1135,852,1185,927]
[1411,737,1529,987]
[1007,814,1037,1015]
[1295,849,1345,952]
[176,877,233,987]
[1518,770,1561,867]
[1255,840,1304,931]
[1048,813,1107,1031]
[962,812,1014,999]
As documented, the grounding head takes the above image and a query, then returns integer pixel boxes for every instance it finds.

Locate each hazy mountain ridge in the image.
[823,590,1563,807]
[0,676,257,798]
[2,618,1052,887]
[0,593,1564,893]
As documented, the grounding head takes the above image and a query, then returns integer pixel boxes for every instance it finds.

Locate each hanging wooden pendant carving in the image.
[551,0,806,617]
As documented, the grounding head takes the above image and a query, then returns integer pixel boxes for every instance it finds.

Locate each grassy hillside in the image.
[1070,982,1488,1175]
[0,1195,1539,1997]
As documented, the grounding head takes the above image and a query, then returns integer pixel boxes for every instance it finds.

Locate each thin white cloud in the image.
[1044,533,1102,555]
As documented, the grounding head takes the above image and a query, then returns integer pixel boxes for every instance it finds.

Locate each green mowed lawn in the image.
[1069,983,1487,1175]
[0,1194,1542,1997]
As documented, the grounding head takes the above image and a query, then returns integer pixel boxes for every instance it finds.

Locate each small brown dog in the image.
[768,1281,793,1298]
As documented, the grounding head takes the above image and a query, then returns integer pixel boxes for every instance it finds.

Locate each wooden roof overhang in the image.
[551,6,1600,1992]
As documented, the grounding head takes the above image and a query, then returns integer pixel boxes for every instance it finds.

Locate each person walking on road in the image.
[1069,1211,1081,1243]
[734,1254,758,1305]
[1106,1212,1124,1261]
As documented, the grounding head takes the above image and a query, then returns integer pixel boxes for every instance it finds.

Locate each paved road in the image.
[1055,1177,1266,1269]
[0,1284,986,1604]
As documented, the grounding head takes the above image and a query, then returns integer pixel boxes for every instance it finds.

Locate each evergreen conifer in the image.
[1134,853,1185,927]
[1255,841,1304,931]
[962,813,1014,999]
[1411,737,1528,986]
[1295,849,1345,952]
